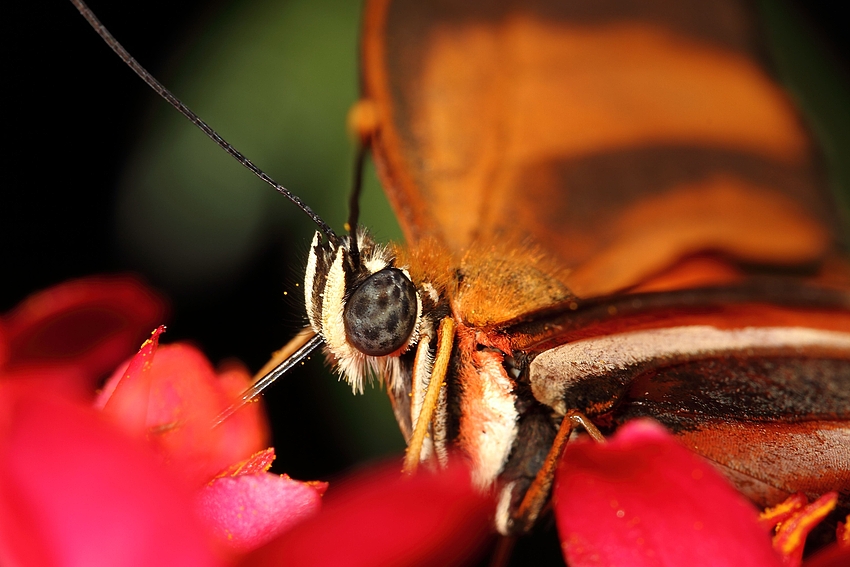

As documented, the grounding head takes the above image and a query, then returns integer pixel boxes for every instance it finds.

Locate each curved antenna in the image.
[212,331,324,428]
[346,144,368,267]
[70,0,338,243]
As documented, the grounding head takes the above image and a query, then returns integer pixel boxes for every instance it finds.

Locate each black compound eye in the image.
[343,268,418,356]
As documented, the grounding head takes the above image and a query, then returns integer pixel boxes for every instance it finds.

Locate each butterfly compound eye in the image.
[343,268,418,356]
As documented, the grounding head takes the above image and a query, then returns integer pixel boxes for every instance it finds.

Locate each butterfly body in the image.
[304,218,850,534]
[329,0,850,535]
[69,0,850,543]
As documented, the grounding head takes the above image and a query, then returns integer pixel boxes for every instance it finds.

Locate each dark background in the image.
[6,0,407,482]
[5,0,850,486]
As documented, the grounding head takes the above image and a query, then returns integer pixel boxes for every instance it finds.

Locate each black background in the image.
[6,0,398,481]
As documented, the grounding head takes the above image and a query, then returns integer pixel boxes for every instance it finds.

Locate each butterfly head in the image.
[304,230,428,393]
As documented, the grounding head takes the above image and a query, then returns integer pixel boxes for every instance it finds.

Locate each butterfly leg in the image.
[403,317,455,474]
[252,327,316,380]
[212,327,320,428]
[511,410,604,532]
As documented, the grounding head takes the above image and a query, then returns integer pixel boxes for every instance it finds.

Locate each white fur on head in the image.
[305,230,424,394]
[303,232,321,330]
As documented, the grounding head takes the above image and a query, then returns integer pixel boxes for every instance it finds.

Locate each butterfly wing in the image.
[362,0,842,307]
[360,0,850,525]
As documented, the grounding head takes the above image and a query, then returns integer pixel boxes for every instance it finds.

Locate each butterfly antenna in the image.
[70,0,338,243]
[346,144,367,267]
[212,332,324,428]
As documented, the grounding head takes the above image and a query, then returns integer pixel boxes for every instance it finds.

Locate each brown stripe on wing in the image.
[363,0,836,326]
[614,357,850,512]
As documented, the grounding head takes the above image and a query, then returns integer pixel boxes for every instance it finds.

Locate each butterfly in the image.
[344,0,850,533]
[70,0,849,542]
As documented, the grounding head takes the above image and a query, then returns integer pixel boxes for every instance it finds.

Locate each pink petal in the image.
[212,448,277,479]
[97,343,268,486]
[772,492,838,566]
[100,326,163,435]
[554,419,782,567]
[244,462,494,567]
[1,277,166,396]
[0,364,92,403]
[0,387,220,567]
[196,472,323,552]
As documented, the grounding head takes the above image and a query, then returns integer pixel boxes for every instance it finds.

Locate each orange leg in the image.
[403,317,455,475]
[512,410,604,532]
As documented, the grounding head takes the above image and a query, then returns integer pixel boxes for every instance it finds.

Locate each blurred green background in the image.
[116,0,404,290]
[7,0,849,482]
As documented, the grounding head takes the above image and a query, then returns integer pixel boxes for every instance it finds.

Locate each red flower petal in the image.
[0,387,221,566]
[772,492,838,566]
[760,493,809,531]
[213,448,277,479]
[804,544,850,567]
[0,364,92,404]
[0,318,8,370]
[100,326,164,435]
[196,472,323,552]
[243,462,494,567]
[96,342,268,485]
[554,419,782,567]
[1,276,166,397]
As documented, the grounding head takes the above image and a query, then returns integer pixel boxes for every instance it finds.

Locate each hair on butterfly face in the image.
[304,229,426,394]
[301,226,459,472]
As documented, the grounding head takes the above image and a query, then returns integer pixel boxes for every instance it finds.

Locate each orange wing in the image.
[360,0,850,530]
[361,0,842,325]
